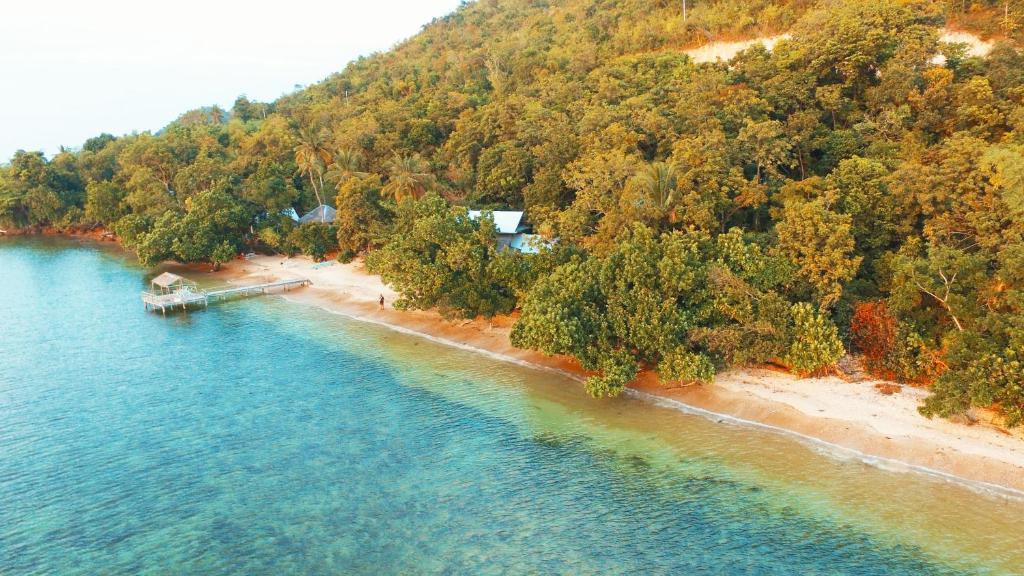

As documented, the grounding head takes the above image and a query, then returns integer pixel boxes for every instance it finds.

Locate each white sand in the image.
[237,255,400,303]
[717,369,1024,472]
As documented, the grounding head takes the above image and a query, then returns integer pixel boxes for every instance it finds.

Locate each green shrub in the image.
[585,350,639,398]
[288,223,337,261]
[784,303,845,376]
[659,349,716,385]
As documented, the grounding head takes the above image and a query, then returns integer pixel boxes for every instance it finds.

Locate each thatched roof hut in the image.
[150,272,196,294]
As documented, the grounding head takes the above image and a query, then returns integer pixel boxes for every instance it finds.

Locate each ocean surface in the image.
[1,237,1023,575]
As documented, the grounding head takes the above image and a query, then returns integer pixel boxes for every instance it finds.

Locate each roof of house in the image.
[151,272,187,288]
[299,204,337,224]
[509,233,554,254]
[467,210,526,235]
[281,207,300,222]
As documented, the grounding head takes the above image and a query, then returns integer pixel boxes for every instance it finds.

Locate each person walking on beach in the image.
[379,294,385,310]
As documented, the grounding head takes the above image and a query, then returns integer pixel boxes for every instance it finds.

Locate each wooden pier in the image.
[141,273,310,315]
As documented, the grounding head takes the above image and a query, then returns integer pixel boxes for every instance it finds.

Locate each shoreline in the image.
[7,231,1024,496]
[219,253,1024,496]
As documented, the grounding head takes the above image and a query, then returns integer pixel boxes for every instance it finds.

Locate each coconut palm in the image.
[381,154,435,203]
[633,162,680,220]
[325,148,368,188]
[293,127,332,206]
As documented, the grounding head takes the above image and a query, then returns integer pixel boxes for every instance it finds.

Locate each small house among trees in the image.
[467,210,551,253]
[509,233,554,254]
[299,204,337,224]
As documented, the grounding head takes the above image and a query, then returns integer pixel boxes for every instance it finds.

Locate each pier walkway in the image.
[142,276,310,314]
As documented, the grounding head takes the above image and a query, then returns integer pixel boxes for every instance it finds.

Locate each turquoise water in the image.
[1,239,1023,575]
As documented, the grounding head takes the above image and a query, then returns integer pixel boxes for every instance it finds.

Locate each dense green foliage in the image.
[365,196,528,317]
[4,0,1024,423]
[511,224,841,394]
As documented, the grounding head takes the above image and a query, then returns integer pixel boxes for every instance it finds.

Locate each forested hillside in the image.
[3,0,1024,425]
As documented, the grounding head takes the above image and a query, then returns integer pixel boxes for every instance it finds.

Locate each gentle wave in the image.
[629,390,1024,502]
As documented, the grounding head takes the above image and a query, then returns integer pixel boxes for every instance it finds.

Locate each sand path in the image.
[682,28,994,64]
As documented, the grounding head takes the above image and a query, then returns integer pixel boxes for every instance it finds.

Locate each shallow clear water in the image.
[1,238,1023,575]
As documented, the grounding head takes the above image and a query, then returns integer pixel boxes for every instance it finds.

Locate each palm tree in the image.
[381,154,435,203]
[293,127,332,206]
[325,148,368,188]
[633,162,680,221]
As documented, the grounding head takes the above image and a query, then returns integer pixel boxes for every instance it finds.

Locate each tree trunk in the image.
[308,168,324,206]
[915,280,965,332]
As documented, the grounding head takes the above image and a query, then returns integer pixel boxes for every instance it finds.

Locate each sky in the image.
[0,0,465,162]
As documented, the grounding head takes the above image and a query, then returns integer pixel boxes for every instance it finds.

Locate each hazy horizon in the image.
[0,0,464,161]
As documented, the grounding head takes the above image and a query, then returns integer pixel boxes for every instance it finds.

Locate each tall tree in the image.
[630,162,680,222]
[293,127,332,206]
[325,148,368,188]
[381,154,435,203]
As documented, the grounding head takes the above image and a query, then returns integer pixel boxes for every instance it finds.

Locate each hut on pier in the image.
[149,272,197,295]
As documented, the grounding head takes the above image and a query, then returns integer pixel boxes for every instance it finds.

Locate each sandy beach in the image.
[213,253,1024,495]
